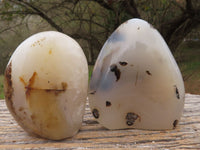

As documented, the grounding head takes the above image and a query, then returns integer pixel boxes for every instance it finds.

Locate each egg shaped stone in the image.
[4,31,88,140]
[88,19,185,130]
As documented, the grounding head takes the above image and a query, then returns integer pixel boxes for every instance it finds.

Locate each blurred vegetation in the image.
[0,0,199,97]
[176,41,200,94]
[88,65,94,80]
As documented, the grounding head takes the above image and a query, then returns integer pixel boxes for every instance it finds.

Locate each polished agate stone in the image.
[88,19,185,130]
[4,31,88,140]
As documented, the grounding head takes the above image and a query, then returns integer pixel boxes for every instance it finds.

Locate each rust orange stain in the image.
[19,71,67,98]
[19,76,26,86]
[45,82,67,96]
[31,114,36,120]
[49,49,52,55]
[61,82,67,90]
[18,107,24,111]
[25,72,38,97]
[31,44,36,47]
[30,38,45,47]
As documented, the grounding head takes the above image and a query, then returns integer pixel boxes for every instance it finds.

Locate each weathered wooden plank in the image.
[0,94,200,149]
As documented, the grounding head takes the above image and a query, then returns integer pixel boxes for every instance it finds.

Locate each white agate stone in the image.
[88,19,185,130]
[4,31,88,140]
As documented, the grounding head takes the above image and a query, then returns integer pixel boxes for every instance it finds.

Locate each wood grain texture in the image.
[0,94,200,149]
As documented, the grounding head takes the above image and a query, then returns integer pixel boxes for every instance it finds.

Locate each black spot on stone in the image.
[126,112,139,126]
[110,64,121,81]
[119,61,128,66]
[126,121,134,126]
[146,70,152,76]
[106,101,111,107]
[174,85,180,99]
[173,120,178,129]
[110,64,117,72]
[137,27,140,30]
[92,109,99,119]
[90,91,96,95]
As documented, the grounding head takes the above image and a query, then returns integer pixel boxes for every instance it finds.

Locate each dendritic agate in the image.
[88,19,185,130]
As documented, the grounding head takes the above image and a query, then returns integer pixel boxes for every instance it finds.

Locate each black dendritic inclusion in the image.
[110,64,121,81]
[92,109,99,119]
[146,70,152,76]
[173,120,178,128]
[90,91,96,95]
[106,101,111,107]
[126,112,139,126]
[119,61,128,66]
[175,86,180,99]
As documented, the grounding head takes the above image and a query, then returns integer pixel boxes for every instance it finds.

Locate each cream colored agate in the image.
[4,31,88,140]
[89,19,185,130]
